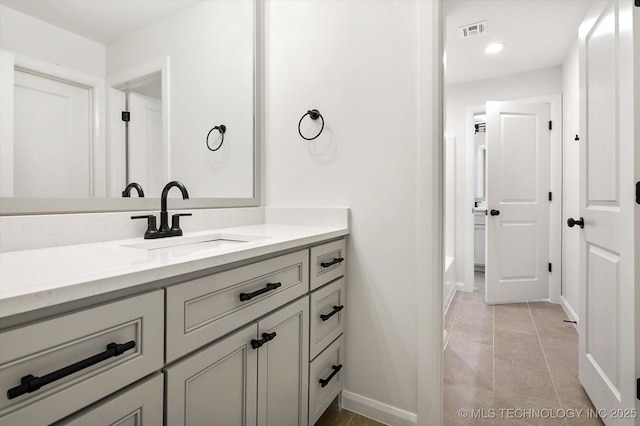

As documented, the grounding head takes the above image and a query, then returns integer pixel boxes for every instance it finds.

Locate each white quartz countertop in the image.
[0,223,349,318]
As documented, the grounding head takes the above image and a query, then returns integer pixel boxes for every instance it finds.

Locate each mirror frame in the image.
[0,1,263,215]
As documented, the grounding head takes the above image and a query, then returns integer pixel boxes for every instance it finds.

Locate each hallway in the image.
[444,290,603,425]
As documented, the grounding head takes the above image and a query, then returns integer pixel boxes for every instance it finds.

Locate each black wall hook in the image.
[298,109,324,140]
[206,124,227,151]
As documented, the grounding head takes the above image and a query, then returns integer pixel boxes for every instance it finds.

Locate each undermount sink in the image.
[122,233,268,253]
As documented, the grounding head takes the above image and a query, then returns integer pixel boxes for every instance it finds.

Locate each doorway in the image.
[107,57,169,198]
[442,0,597,424]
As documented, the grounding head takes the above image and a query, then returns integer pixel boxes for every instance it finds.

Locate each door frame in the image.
[106,57,170,197]
[462,94,563,304]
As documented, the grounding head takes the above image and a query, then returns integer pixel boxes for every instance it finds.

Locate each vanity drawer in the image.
[0,290,164,426]
[310,239,346,291]
[166,250,309,361]
[310,277,346,360]
[57,374,163,425]
[309,334,345,426]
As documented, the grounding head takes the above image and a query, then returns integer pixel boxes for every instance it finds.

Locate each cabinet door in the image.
[165,324,258,426]
[257,298,309,426]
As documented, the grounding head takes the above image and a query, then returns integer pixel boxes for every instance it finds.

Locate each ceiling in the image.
[445,0,593,85]
[0,0,199,44]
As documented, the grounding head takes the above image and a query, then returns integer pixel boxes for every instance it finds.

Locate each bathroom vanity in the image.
[0,219,348,426]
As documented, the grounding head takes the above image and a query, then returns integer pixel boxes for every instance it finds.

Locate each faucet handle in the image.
[170,213,192,234]
[131,215,159,239]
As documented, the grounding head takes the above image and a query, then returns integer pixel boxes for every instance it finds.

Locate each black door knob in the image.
[490,209,500,216]
[567,217,584,228]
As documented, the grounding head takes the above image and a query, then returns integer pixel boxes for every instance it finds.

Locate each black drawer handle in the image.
[250,332,277,349]
[320,258,344,268]
[567,217,584,228]
[320,305,344,321]
[7,341,136,400]
[240,282,281,302]
[319,364,343,388]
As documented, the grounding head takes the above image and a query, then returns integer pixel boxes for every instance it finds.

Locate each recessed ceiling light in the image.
[485,43,504,54]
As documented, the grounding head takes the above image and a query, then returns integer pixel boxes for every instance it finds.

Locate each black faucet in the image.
[131,181,191,239]
[122,182,145,197]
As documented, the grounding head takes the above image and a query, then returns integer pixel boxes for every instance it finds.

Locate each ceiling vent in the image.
[459,21,487,39]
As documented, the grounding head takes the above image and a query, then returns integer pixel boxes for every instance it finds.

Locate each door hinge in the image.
[549,192,552,201]
[122,111,130,122]
[548,121,552,130]
[637,378,640,400]
[636,182,640,205]
[548,262,552,273]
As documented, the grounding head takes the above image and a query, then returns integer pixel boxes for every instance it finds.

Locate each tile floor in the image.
[444,273,603,425]
[316,408,386,426]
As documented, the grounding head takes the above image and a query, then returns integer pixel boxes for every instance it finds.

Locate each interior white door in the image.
[485,101,550,304]
[13,69,91,197]
[577,1,637,423]
[128,92,163,196]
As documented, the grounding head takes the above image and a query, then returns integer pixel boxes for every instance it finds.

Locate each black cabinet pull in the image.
[490,209,500,216]
[567,217,584,228]
[320,258,344,268]
[319,364,343,388]
[7,341,136,400]
[250,332,277,350]
[240,282,281,302]
[320,305,344,321]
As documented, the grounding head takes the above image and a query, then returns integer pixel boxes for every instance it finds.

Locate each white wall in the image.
[561,41,580,321]
[0,6,105,78]
[106,1,254,199]
[265,1,439,422]
[446,66,563,290]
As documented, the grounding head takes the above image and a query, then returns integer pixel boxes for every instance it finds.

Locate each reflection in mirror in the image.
[109,63,168,197]
[473,113,486,201]
[0,0,256,209]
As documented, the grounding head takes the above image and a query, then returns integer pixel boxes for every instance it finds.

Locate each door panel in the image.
[498,221,537,280]
[486,101,550,304]
[500,114,538,202]
[586,3,618,204]
[586,244,619,393]
[165,323,258,426]
[13,70,91,197]
[257,298,309,426]
[128,92,163,196]
[578,1,636,423]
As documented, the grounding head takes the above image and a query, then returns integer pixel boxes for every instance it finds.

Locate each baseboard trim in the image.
[443,329,449,351]
[342,390,417,426]
[559,296,579,325]
[443,282,464,315]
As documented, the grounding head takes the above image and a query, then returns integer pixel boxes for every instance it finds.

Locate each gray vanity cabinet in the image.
[257,297,309,426]
[0,236,347,426]
[0,291,164,426]
[57,374,164,425]
[165,297,309,426]
[165,323,259,426]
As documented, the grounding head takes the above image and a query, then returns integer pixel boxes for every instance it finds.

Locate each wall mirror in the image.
[0,0,261,214]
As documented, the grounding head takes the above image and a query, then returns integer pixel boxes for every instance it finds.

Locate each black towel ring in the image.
[298,109,324,141]
[206,124,226,151]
